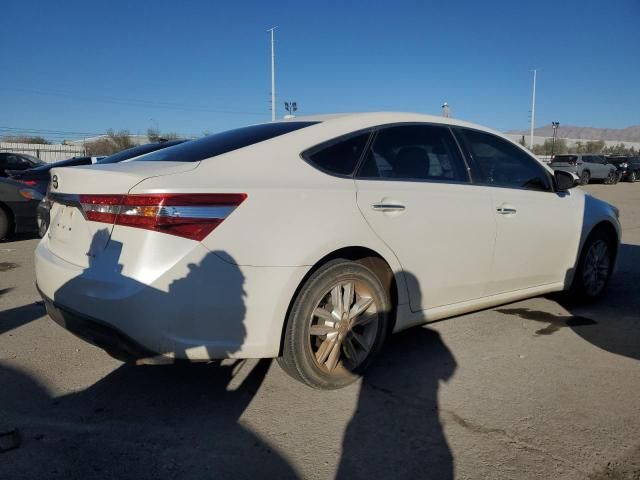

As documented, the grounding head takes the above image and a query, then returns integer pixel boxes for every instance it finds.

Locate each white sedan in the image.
[35,112,620,389]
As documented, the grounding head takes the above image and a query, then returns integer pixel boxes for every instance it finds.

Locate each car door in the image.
[592,156,609,179]
[454,128,583,295]
[354,124,496,312]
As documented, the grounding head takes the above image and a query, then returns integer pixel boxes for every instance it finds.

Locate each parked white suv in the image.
[35,113,620,389]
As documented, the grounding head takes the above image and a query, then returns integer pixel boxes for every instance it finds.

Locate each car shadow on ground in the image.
[0,302,46,335]
[498,243,640,361]
[0,234,458,479]
[0,359,300,479]
[1,229,299,479]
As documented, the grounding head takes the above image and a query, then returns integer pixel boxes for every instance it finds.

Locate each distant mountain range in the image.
[507,125,640,142]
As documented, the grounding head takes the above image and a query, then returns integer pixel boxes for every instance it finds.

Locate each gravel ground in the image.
[0,183,638,479]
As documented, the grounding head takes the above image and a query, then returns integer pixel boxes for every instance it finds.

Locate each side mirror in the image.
[555,170,580,191]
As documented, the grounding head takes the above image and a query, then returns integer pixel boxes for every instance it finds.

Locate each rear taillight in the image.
[17,179,38,186]
[78,193,247,241]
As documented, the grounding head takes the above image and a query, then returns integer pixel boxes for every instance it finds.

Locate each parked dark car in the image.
[0,177,43,240]
[549,154,618,185]
[7,156,103,193]
[30,139,188,236]
[0,152,44,177]
[607,156,640,182]
[9,140,186,196]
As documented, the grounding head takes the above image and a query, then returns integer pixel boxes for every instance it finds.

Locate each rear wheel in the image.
[278,259,390,389]
[613,172,620,184]
[0,208,10,241]
[605,171,617,185]
[567,230,615,302]
[580,171,590,185]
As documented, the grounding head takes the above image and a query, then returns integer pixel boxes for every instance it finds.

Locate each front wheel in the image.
[567,230,615,302]
[278,259,390,389]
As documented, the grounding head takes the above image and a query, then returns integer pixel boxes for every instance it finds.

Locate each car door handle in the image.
[496,206,517,215]
[371,202,406,212]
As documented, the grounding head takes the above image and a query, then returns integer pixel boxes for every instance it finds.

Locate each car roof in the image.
[281,111,494,131]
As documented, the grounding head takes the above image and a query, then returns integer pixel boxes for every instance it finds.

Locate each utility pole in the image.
[551,121,560,157]
[441,102,450,118]
[268,27,277,121]
[530,69,537,148]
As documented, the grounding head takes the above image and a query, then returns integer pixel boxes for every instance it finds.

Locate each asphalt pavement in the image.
[0,183,638,479]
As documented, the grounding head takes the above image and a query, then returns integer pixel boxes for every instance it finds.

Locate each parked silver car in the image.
[549,154,618,185]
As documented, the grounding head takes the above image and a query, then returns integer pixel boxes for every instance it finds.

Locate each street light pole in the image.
[268,27,277,122]
[551,121,560,157]
[530,69,537,148]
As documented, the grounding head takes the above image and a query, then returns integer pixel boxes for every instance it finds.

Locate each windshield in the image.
[134,122,319,162]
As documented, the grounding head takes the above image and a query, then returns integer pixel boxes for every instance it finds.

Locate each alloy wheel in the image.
[582,239,611,297]
[308,280,379,373]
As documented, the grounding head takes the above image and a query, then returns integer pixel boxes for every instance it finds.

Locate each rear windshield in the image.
[551,155,577,163]
[98,140,187,164]
[134,122,318,162]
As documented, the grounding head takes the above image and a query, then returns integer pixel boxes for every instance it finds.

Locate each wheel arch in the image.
[588,220,619,265]
[277,246,400,356]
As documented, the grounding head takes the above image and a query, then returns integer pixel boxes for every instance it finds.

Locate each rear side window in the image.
[135,122,318,162]
[303,131,371,176]
[357,124,469,182]
[457,128,551,191]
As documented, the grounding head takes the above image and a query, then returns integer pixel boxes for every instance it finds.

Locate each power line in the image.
[4,87,268,116]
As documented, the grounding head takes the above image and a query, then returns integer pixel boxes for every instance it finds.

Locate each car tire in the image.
[0,207,10,241]
[580,171,590,185]
[37,215,48,238]
[629,170,638,182]
[278,259,390,389]
[605,171,616,185]
[566,229,615,302]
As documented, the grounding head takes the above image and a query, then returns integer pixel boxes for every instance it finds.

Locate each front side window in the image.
[456,128,551,191]
[357,124,469,182]
[303,131,371,176]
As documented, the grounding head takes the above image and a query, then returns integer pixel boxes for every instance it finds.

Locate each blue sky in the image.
[1,0,638,140]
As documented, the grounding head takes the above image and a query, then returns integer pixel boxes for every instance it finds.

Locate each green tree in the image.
[584,140,605,153]
[147,127,161,142]
[85,129,135,156]
[1,135,50,144]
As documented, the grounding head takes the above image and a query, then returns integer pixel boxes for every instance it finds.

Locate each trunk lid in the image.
[46,161,198,267]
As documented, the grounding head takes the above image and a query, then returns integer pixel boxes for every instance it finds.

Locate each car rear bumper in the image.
[35,238,308,361]
[39,287,157,362]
